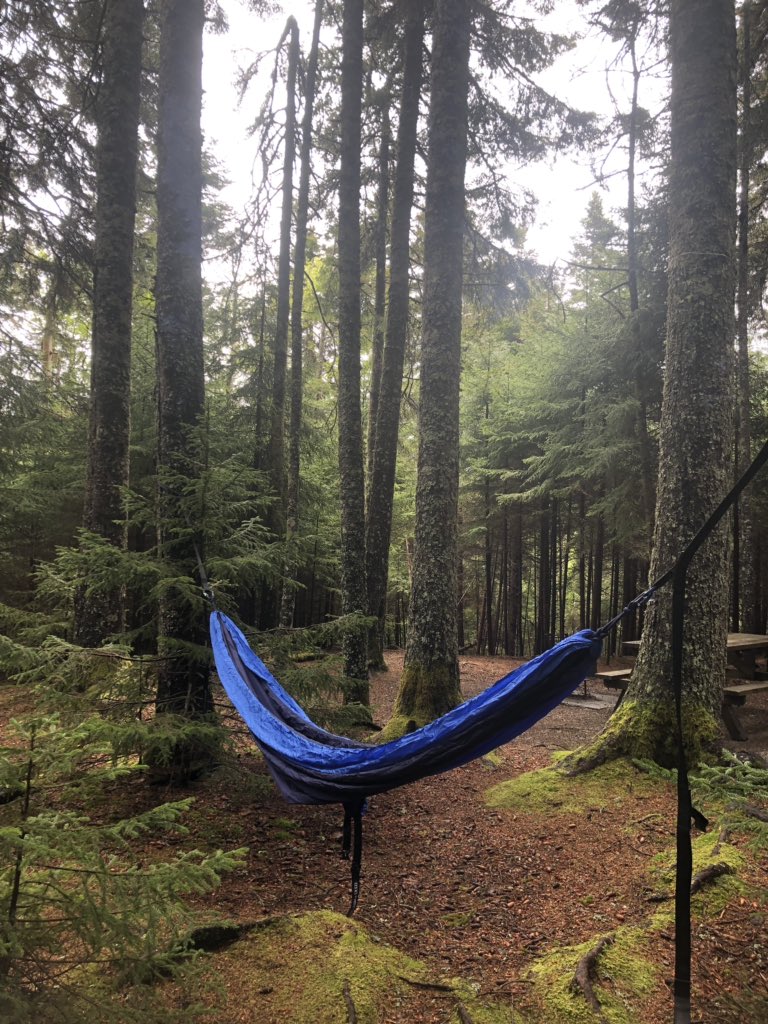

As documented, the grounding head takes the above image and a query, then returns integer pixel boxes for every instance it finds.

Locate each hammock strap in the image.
[341,801,365,917]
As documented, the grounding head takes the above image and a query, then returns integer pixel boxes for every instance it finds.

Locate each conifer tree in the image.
[392,0,472,726]
[573,0,738,768]
[152,0,214,777]
[337,0,369,699]
[73,0,144,649]
[280,0,324,629]
[365,0,426,670]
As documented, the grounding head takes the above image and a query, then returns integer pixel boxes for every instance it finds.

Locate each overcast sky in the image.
[201,0,668,269]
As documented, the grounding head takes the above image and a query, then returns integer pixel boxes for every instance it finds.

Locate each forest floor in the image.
[3,651,768,1023]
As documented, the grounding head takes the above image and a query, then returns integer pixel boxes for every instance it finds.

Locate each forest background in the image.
[2,0,768,1020]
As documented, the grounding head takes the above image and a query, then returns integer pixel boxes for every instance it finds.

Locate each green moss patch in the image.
[648,831,745,912]
[563,699,720,773]
[525,926,660,1024]
[485,758,660,816]
[179,910,522,1024]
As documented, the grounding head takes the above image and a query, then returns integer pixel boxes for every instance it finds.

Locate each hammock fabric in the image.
[210,610,602,807]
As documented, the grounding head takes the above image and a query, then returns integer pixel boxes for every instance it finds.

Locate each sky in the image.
[200,1,668,270]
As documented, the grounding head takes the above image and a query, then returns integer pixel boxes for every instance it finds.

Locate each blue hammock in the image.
[210,611,602,806]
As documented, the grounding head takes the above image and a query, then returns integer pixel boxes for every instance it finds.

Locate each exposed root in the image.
[396,974,456,992]
[744,803,768,823]
[342,979,358,1023]
[690,862,735,895]
[456,1002,475,1023]
[569,933,615,1018]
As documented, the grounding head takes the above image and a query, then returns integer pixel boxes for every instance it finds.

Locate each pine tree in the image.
[392,0,472,727]
[336,0,369,699]
[73,0,144,649]
[573,0,738,769]
[152,0,214,778]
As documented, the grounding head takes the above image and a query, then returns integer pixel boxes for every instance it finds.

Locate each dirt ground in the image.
[2,649,766,1023]
[182,649,768,1024]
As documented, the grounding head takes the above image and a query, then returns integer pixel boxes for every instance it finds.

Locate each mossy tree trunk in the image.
[392,0,471,727]
[365,0,425,671]
[73,0,143,648]
[337,0,369,701]
[573,0,737,770]
[153,0,214,778]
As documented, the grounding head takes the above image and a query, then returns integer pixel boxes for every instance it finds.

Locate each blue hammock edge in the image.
[210,611,603,805]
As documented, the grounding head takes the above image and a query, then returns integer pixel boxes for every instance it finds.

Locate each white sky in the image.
[201,0,668,269]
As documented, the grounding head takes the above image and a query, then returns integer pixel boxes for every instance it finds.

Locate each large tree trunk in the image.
[73,0,143,648]
[262,18,298,629]
[280,2,323,629]
[366,104,390,489]
[734,0,755,630]
[574,0,737,769]
[153,0,213,778]
[392,0,470,727]
[337,0,369,700]
[365,0,425,670]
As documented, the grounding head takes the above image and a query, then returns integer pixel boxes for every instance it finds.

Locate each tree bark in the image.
[268,18,299,523]
[572,0,737,769]
[280,1,323,629]
[366,104,390,488]
[153,0,213,776]
[734,0,755,630]
[337,0,369,699]
[73,0,143,648]
[365,0,425,669]
[393,0,470,726]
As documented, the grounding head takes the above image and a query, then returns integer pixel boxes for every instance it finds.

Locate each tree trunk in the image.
[337,0,369,700]
[366,104,390,487]
[573,0,737,769]
[280,2,323,629]
[365,0,425,669]
[73,0,143,648]
[510,504,524,656]
[590,513,605,633]
[734,0,755,630]
[392,0,470,727]
[153,0,213,778]
[484,476,496,655]
[268,18,298,523]
[535,502,550,655]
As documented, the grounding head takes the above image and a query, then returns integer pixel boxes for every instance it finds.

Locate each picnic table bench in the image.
[622,633,768,680]
[600,633,768,738]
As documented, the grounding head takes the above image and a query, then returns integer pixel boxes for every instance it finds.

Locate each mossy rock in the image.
[485,757,661,816]
[525,926,660,1023]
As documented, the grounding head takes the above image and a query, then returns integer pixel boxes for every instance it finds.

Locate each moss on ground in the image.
[179,910,522,1024]
[485,757,661,816]
[648,830,746,913]
[525,926,659,1024]
[562,698,720,773]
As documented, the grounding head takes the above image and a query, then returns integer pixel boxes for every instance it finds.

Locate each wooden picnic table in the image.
[622,633,768,681]
[619,633,768,739]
